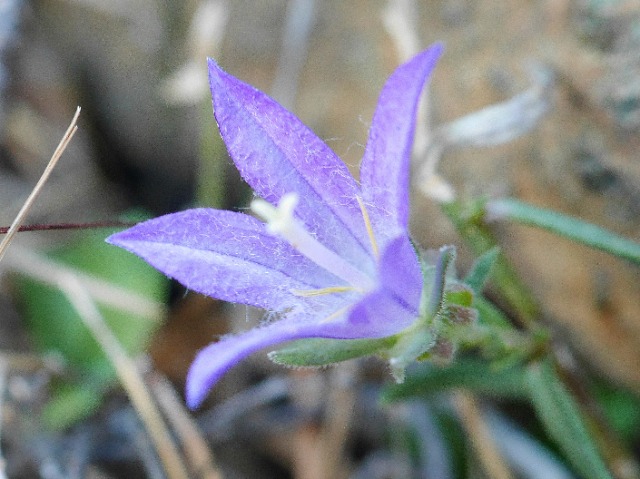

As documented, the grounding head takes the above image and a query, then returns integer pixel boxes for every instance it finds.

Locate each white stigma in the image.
[251,193,375,291]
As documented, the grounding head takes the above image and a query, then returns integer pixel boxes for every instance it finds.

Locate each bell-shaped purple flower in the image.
[107,44,442,408]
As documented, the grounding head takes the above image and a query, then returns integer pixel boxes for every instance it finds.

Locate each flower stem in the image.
[441,198,539,328]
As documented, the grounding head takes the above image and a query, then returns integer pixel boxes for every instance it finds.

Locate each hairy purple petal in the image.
[187,289,413,408]
[377,235,423,312]
[186,320,317,408]
[109,46,445,409]
[346,236,423,337]
[209,59,373,271]
[107,209,344,312]
[360,44,443,240]
[186,236,425,408]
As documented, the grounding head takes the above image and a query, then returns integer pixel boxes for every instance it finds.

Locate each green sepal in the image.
[387,246,456,381]
[419,245,456,320]
[268,336,397,367]
[388,327,436,382]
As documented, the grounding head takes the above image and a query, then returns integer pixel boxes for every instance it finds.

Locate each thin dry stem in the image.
[56,272,190,479]
[454,391,514,479]
[0,107,80,263]
[149,371,223,479]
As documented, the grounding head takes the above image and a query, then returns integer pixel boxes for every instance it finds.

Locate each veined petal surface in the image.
[109,45,444,409]
[107,209,344,312]
[209,60,374,271]
[186,235,425,408]
[360,44,443,241]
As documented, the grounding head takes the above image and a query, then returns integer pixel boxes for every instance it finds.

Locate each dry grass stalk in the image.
[149,371,223,479]
[56,273,192,479]
[454,391,514,479]
[0,107,80,264]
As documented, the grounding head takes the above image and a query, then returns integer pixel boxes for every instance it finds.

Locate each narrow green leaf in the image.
[464,246,500,294]
[591,380,640,442]
[527,359,613,479]
[488,198,640,265]
[381,358,527,403]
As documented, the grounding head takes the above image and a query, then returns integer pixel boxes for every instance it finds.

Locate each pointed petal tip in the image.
[104,229,127,247]
[104,232,116,245]
[207,57,221,72]
[207,57,228,91]
[429,41,445,56]
[105,223,148,249]
[419,42,444,62]
[411,42,444,76]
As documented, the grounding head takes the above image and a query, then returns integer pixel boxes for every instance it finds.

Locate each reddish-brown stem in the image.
[0,221,135,235]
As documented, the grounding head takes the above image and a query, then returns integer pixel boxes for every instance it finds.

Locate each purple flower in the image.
[108,44,443,408]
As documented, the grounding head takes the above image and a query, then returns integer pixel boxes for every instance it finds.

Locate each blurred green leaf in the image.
[488,198,640,266]
[12,226,168,429]
[473,296,511,328]
[381,358,527,403]
[197,102,229,208]
[527,359,613,479]
[42,364,112,429]
[591,380,640,443]
[463,246,500,294]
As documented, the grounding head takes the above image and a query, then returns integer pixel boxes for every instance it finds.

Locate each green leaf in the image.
[592,380,640,442]
[12,226,168,429]
[527,359,613,479]
[381,358,527,403]
[488,198,640,266]
[473,296,511,328]
[464,246,500,294]
[42,363,113,429]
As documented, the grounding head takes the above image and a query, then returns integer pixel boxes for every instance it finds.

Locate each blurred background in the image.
[0,0,640,478]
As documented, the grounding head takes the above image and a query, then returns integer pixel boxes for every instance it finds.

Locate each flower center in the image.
[251,193,375,291]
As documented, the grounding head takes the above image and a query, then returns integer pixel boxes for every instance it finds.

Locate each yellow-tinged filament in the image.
[356,196,379,259]
[319,305,352,324]
[292,286,356,297]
